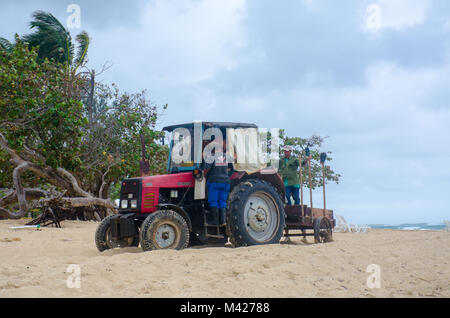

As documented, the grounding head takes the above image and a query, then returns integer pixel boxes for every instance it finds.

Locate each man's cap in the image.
[282,145,293,151]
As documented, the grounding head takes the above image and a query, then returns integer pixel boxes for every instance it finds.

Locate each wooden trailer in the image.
[284,205,335,243]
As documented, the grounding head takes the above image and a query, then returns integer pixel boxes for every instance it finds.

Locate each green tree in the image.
[0,39,90,218]
[0,37,168,219]
[0,38,14,53]
[1,11,89,74]
[278,129,341,189]
[0,39,86,169]
[76,81,169,198]
[22,11,90,70]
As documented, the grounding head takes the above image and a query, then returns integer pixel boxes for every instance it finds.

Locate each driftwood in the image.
[0,187,115,226]
[0,132,118,223]
[25,198,108,227]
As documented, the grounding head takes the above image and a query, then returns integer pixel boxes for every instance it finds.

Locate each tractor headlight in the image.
[130,200,138,209]
[121,200,128,209]
[170,190,178,198]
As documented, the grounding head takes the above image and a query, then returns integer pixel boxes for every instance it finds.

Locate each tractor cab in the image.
[163,121,258,174]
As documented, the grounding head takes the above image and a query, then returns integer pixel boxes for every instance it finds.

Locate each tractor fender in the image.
[233,171,285,199]
[255,172,285,198]
[156,203,193,232]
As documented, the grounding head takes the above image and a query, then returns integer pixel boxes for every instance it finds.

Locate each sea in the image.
[367,223,448,231]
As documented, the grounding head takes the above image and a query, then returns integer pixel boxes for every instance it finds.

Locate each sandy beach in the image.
[0,219,448,298]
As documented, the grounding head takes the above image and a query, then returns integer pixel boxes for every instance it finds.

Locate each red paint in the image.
[140,172,195,213]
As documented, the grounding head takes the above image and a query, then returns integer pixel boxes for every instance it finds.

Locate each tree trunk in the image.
[0,188,47,219]
[0,133,117,220]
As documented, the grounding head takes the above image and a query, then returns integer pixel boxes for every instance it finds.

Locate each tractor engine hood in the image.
[137,172,195,214]
[141,172,195,189]
[119,172,195,214]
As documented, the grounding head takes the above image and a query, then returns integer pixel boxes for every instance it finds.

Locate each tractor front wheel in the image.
[140,210,190,251]
[95,215,139,252]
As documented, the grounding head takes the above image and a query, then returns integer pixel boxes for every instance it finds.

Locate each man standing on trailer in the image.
[279,145,303,205]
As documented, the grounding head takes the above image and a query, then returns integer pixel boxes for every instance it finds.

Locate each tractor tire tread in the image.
[95,215,140,252]
[140,210,190,251]
[226,179,285,248]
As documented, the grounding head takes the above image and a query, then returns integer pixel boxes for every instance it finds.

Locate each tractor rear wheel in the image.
[226,179,285,247]
[95,215,139,252]
[140,210,190,251]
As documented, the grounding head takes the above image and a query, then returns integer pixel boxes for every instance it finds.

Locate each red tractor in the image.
[95,121,334,252]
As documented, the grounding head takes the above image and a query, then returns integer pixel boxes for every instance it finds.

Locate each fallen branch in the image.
[0,188,47,219]
[0,132,118,223]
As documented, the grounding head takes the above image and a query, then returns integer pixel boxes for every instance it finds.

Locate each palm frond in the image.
[74,31,90,67]
[0,37,13,52]
[22,11,74,64]
[29,10,69,39]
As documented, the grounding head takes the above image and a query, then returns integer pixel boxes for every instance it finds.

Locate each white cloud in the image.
[364,0,431,32]
[302,0,314,8]
[283,61,450,135]
[88,0,247,87]
[380,0,431,29]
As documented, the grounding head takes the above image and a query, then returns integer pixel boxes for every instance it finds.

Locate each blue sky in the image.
[1,0,449,224]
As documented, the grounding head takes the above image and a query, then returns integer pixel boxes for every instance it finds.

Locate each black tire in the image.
[140,210,190,251]
[226,179,285,247]
[313,217,333,243]
[95,215,139,252]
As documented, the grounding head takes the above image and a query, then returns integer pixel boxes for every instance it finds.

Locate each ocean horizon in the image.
[367,223,448,231]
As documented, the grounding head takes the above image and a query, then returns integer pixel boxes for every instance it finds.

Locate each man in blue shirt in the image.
[203,141,234,226]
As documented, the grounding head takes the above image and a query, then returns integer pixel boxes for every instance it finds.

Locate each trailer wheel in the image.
[140,210,190,251]
[313,217,333,243]
[95,215,139,252]
[226,179,285,247]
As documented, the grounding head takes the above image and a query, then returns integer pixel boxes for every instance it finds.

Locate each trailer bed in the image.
[284,205,336,230]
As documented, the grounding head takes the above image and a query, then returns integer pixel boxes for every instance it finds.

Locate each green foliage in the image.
[109,182,121,201]
[21,11,90,71]
[0,37,14,52]
[77,82,169,195]
[278,129,341,189]
[22,11,71,64]
[73,31,89,69]
[0,11,168,198]
[0,149,13,188]
[0,39,85,171]
[0,36,168,195]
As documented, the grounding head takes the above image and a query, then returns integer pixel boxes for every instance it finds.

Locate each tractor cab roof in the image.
[162,121,258,132]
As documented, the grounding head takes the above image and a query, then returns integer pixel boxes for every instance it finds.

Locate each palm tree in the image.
[21,11,90,71]
[0,37,14,52]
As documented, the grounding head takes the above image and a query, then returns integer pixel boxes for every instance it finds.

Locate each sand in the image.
[0,219,448,298]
